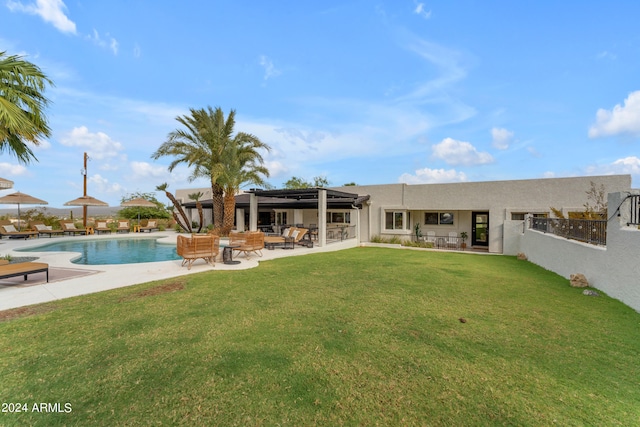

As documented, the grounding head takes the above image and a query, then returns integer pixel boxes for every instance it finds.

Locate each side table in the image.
[223,244,241,264]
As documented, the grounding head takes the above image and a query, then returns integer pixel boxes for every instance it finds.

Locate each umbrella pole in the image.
[17,203,21,231]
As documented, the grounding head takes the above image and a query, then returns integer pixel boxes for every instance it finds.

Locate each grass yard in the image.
[1,247,639,426]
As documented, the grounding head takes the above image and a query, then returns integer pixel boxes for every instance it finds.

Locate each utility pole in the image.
[82,152,88,227]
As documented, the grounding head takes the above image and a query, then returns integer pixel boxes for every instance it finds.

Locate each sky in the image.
[1,0,640,208]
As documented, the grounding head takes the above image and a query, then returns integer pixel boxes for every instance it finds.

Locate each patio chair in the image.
[138,219,159,232]
[116,219,130,233]
[29,221,64,238]
[447,231,459,249]
[0,220,38,239]
[232,231,264,258]
[94,220,112,234]
[177,234,220,270]
[59,220,87,236]
[425,231,436,244]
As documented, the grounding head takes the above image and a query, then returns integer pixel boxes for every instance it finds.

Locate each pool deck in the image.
[0,232,358,312]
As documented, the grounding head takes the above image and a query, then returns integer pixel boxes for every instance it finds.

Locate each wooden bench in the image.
[0,261,49,282]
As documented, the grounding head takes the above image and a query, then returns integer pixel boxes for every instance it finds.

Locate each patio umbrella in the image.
[0,177,14,189]
[64,195,109,227]
[120,197,157,225]
[0,191,48,230]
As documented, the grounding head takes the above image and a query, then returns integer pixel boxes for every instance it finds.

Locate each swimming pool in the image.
[18,237,181,265]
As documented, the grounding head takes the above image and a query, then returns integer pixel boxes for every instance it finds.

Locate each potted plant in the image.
[460,231,468,250]
[414,223,423,242]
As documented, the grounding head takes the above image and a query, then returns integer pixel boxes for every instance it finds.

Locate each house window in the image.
[327,212,351,224]
[511,212,548,220]
[424,212,454,225]
[276,211,287,225]
[385,211,409,230]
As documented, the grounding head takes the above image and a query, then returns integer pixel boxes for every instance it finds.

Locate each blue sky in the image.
[1,0,640,208]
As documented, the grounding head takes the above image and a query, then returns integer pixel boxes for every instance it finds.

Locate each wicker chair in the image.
[177,234,220,270]
[232,231,264,258]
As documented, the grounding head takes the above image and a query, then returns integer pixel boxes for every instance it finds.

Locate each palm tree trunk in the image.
[164,190,192,233]
[196,201,203,233]
[222,190,236,235]
[211,183,224,231]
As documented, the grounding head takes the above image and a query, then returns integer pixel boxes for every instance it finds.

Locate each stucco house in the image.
[176,174,631,254]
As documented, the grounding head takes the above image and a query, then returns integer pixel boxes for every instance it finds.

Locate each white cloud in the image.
[89,173,123,193]
[491,127,514,150]
[86,29,119,55]
[399,168,467,184]
[59,126,124,159]
[0,162,29,176]
[129,161,169,179]
[589,91,640,138]
[431,137,494,166]
[611,156,640,174]
[7,0,76,34]
[259,55,281,81]
[413,2,432,19]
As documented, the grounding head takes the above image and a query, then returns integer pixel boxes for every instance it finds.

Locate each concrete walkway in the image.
[0,232,358,311]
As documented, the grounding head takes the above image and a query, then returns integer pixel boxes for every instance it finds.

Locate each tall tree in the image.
[151,106,228,230]
[188,191,204,233]
[219,135,271,234]
[0,51,53,164]
[283,175,329,189]
[156,183,192,232]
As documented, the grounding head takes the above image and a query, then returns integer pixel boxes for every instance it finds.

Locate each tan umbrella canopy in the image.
[120,197,157,224]
[0,191,48,230]
[64,195,109,227]
[64,195,109,207]
[0,177,14,189]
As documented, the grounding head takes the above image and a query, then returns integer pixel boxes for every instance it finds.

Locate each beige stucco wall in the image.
[520,191,640,312]
[334,175,631,253]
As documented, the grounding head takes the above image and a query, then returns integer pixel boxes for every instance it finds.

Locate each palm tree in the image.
[188,191,204,233]
[0,51,53,164]
[151,106,232,230]
[156,183,192,232]
[220,136,271,234]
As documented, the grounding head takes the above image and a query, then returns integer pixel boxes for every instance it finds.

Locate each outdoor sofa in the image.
[231,231,265,257]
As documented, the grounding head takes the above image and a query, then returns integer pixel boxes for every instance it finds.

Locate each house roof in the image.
[181,188,370,210]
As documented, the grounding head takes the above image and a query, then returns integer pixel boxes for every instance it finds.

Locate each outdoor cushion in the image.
[45,226,52,230]
[291,230,299,239]
[64,223,76,230]
[4,224,17,232]
[34,224,47,231]
[148,220,156,227]
[97,222,107,228]
[119,221,128,227]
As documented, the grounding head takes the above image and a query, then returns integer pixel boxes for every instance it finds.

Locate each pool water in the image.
[18,237,181,265]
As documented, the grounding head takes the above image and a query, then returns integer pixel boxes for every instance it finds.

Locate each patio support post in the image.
[249,193,258,231]
[236,208,245,231]
[318,189,327,247]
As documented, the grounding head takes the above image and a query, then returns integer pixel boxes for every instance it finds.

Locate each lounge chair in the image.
[116,220,130,233]
[138,219,159,232]
[177,234,220,270]
[232,231,264,258]
[59,220,87,236]
[0,259,48,282]
[94,220,112,234]
[29,221,64,238]
[0,220,38,239]
[425,231,436,245]
[264,227,311,249]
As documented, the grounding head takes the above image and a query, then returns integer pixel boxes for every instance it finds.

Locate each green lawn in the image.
[1,248,639,426]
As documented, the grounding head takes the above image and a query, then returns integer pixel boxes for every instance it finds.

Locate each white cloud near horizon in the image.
[431,137,494,166]
[6,0,76,34]
[59,126,124,160]
[399,167,467,184]
[0,162,29,177]
[589,91,640,138]
[491,127,514,150]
